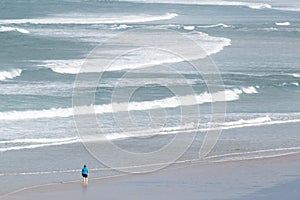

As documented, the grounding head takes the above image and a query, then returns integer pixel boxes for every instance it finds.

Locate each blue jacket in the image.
[82,167,88,175]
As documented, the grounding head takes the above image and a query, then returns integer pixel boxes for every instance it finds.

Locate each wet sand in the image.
[2,153,300,200]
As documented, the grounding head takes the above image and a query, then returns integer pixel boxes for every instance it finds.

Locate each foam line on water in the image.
[0,138,80,152]
[0,137,78,144]
[0,82,73,96]
[206,118,300,131]
[110,24,133,30]
[104,123,197,140]
[116,0,272,9]
[207,147,300,163]
[197,23,233,28]
[214,116,271,127]
[119,115,300,139]
[211,152,300,163]
[0,87,249,121]
[0,13,177,25]
[207,147,300,159]
[3,114,300,143]
[272,7,300,12]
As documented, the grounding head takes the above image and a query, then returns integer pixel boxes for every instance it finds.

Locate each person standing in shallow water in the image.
[82,165,89,185]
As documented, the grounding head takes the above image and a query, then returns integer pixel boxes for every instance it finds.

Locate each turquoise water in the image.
[0,0,300,195]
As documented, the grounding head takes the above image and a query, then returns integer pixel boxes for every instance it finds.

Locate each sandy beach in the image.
[2,153,300,200]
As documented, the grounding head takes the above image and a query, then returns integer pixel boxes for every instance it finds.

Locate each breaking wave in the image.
[0,87,255,121]
[0,26,29,34]
[0,69,22,81]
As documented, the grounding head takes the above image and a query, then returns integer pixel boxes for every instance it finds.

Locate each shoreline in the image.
[2,152,300,200]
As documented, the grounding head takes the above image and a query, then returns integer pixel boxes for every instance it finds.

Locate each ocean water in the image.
[0,0,300,196]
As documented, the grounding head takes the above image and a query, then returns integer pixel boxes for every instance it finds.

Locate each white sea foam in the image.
[291,73,300,78]
[156,24,181,29]
[39,60,83,74]
[282,82,300,87]
[117,0,272,10]
[275,22,291,26]
[2,115,300,152]
[0,82,73,96]
[273,7,300,12]
[0,107,74,121]
[0,69,22,81]
[92,115,300,141]
[183,25,195,31]
[206,147,300,162]
[241,86,258,94]
[209,117,300,131]
[258,27,279,32]
[110,24,133,30]
[186,31,231,56]
[98,77,199,88]
[79,115,277,142]
[280,82,289,86]
[0,138,79,152]
[30,26,114,43]
[0,13,178,25]
[39,31,231,74]
[0,137,78,144]
[0,26,30,34]
[219,116,271,127]
[0,87,252,121]
[105,123,197,140]
[197,23,232,28]
[40,56,182,74]
[207,147,300,159]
